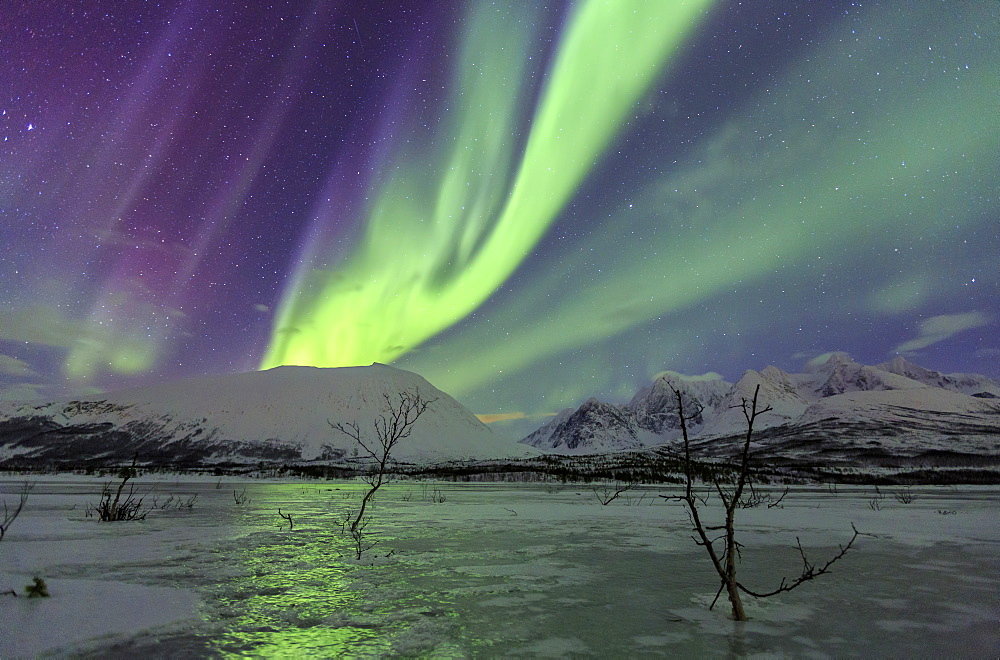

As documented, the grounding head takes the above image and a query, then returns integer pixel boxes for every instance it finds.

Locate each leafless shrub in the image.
[738,482,788,509]
[278,509,293,530]
[233,488,251,505]
[24,576,49,598]
[622,490,649,506]
[424,486,447,503]
[86,460,152,522]
[868,486,884,511]
[1,482,34,596]
[893,487,916,504]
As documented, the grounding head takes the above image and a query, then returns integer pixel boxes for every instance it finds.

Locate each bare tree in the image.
[2,482,34,596]
[1,481,33,543]
[663,383,859,621]
[330,388,436,549]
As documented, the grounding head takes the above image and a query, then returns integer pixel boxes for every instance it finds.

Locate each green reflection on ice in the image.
[199,483,492,656]
[206,485,397,657]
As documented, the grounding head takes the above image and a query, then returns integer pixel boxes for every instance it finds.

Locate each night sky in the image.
[2,1,998,435]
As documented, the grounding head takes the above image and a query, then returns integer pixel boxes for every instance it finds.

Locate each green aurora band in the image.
[261,0,716,370]
[395,2,1000,408]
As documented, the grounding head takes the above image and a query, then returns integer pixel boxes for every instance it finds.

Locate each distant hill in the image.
[0,364,535,466]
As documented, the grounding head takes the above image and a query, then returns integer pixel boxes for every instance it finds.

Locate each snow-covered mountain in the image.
[628,371,730,434]
[521,354,1000,463]
[523,371,733,451]
[699,366,812,437]
[0,364,535,466]
[522,398,646,452]
[875,356,1000,397]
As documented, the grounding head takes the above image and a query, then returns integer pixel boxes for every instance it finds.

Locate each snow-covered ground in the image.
[1,476,998,657]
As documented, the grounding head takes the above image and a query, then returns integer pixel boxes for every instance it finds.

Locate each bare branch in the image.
[730,384,770,517]
[709,581,726,611]
[739,482,789,509]
[667,385,728,584]
[767,487,789,509]
[737,524,861,599]
[593,481,640,505]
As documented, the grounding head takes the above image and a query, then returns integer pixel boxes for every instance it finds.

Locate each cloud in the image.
[0,305,79,348]
[0,380,105,403]
[803,351,852,370]
[866,277,927,314]
[1,298,174,380]
[652,370,724,382]
[94,228,195,258]
[0,382,46,402]
[893,312,991,354]
[476,411,557,424]
[0,354,36,377]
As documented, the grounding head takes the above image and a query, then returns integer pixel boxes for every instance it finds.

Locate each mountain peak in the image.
[760,365,791,380]
[521,398,639,453]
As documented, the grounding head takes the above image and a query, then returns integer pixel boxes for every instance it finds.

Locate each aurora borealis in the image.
[261,0,713,370]
[2,1,998,433]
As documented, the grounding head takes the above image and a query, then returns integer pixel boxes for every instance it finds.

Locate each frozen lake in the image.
[2,477,998,656]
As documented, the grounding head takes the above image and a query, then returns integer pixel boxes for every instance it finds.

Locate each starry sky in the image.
[2,1,998,436]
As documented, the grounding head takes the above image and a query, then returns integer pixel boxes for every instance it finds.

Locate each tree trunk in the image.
[726,576,747,621]
[351,479,381,532]
[725,508,747,621]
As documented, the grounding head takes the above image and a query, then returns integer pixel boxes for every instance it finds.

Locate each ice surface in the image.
[1,477,998,656]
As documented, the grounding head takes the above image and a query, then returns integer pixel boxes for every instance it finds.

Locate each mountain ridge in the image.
[521,354,1000,464]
